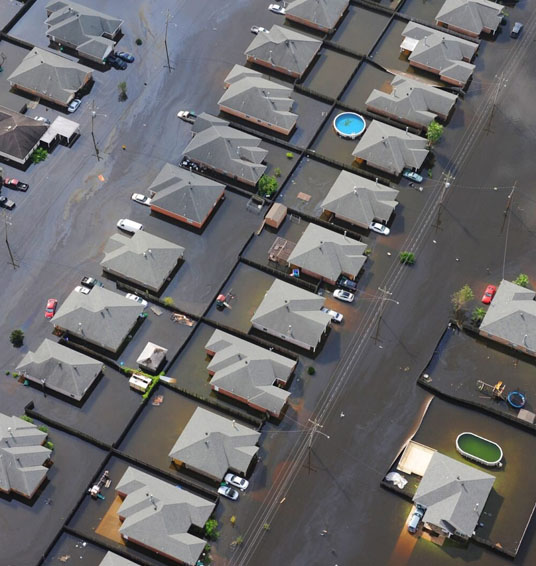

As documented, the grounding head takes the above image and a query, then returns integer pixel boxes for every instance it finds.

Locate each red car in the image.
[482,285,497,305]
[45,298,58,319]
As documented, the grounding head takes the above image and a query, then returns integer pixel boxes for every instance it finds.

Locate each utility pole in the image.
[163,10,175,73]
[504,181,516,216]
[305,418,330,474]
[2,213,18,269]
[90,100,101,162]
[484,73,507,135]
[433,170,454,230]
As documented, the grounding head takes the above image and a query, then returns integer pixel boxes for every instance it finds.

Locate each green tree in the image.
[204,519,220,540]
[426,120,443,147]
[258,175,278,197]
[274,167,282,177]
[399,251,416,265]
[10,329,24,347]
[118,81,128,101]
[162,296,175,307]
[31,147,48,163]
[514,273,530,288]
[471,306,487,325]
[452,284,474,322]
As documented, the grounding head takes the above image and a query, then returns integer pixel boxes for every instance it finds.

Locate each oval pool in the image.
[456,432,503,467]
[333,112,366,139]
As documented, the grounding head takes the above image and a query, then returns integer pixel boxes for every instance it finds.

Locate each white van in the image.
[117,218,143,233]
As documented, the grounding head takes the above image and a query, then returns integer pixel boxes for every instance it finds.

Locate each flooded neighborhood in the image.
[1,1,536,566]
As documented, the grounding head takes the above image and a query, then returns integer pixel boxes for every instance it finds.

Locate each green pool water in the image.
[457,433,502,464]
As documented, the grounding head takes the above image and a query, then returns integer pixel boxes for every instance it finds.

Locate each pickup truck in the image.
[81,276,104,289]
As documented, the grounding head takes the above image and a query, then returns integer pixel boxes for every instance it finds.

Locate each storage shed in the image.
[265,203,287,229]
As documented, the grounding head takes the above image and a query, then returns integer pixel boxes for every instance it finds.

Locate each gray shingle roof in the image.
[414,452,495,538]
[245,25,322,77]
[8,47,92,106]
[45,1,122,61]
[169,407,260,480]
[205,329,296,416]
[480,280,536,353]
[219,65,297,133]
[0,105,48,163]
[251,279,331,349]
[100,231,184,293]
[321,170,399,227]
[286,0,349,31]
[99,552,139,566]
[352,120,428,175]
[184,113,267,185]
[51,286,143,353]
[288,223,367,282]
[366,75,457,128]
[149,162,225,225]
[0,413,51,498]
[116,467,215,566]
[436,0,504,36]
[402,22,478,86]
[16,338,102,401]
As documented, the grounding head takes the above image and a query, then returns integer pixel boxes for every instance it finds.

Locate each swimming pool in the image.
[456,432,503,467]
[333,112,366,139]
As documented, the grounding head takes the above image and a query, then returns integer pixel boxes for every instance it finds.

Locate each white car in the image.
[131,193,152,206]
[67,98,82,113]
[369,222,390,236]
[177,110,196,119]
[268,4,286,15]
[321,307,343,323]
[224,473,249,491]
[125,293,148,308]
[117,218,143,233]
[34,116,51,125]
[251,26,268,34]
[334,289,354,303]
[218,485,239,501]
[74,285,91,295]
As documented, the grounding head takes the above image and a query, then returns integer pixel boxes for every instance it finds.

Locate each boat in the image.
[456,432,503,467]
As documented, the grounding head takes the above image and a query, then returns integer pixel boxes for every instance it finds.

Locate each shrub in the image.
[514,273,530,288]
[20,415,33,424]
[426,120,443,147]
[399,251,416,265]
[307,366,315,375]
[118,81,128,101]
[5,371,10,376]
[286,152,294,159]
[258,174,278,198]
[427,169,433,178]
[204,519,220,540]
[38,425,49,434]
[45,441,54,450]
[274,167,282,177]
[232,535,244,547]
[230,515,236,526]
[364,248,372,256]
[10,329,24,347]
[162,296,175,307]
[471,307,486,325]
[263,522,271,531]
[31,147,48,164]
[135,38,143,45]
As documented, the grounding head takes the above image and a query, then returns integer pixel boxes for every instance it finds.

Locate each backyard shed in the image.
[265,203,287,229]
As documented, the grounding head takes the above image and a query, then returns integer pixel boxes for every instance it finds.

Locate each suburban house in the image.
[100,231,184,294]
[435,0,504,38]
[16,338,102,401]
[184,113,268,186]
[45,0,123,64]
[219,65,298,135]
[99,552,139,566]
[288,223,367,285]
[321,170,399,229]
[205,329,297,418]
[0,413,52,499]
[251,279,332,352]
[414,451,495,541]
[116,466,215,566]
[245,25,322,78]
[148,163,225,229]
[479,280,536,357]
[400,22,478,87]
[51,286,144,354]
[168,407,260,482]
[285,0,350,33]
[0,105,48,165]
[8,47,92,108]
[366,75,458,129]
[352,120,429,176]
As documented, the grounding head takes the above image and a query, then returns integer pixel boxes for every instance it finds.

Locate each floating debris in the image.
[152,395,164,406]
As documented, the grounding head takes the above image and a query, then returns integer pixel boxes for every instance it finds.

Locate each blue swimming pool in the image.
[333,112,366,139]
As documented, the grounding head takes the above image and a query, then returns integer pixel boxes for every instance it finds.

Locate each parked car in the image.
[333,289,354,303]
[45,298,58,319]
[3,178,28,191]
[269,4,286,15]
[81,276,103,289]
[67,98,82,113]
[224,473,249,491]
[402,169,423,183]
[0,196,15,210]
[336,275,358,293]
[481,284,497,305]
[74,285,91,295]
[218,485,239,501]
[106,54,128,70]
[408,505,425,534]
[321,307,344,323]
[131,193,152,206]
[125,293,148,308]
[116,51,135,63]
[34,116,51,125]
[369,222,390,236]
[250,26,268,34]
[511,22,523,38]
[117,218,143,233]
[177,110,197,120]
